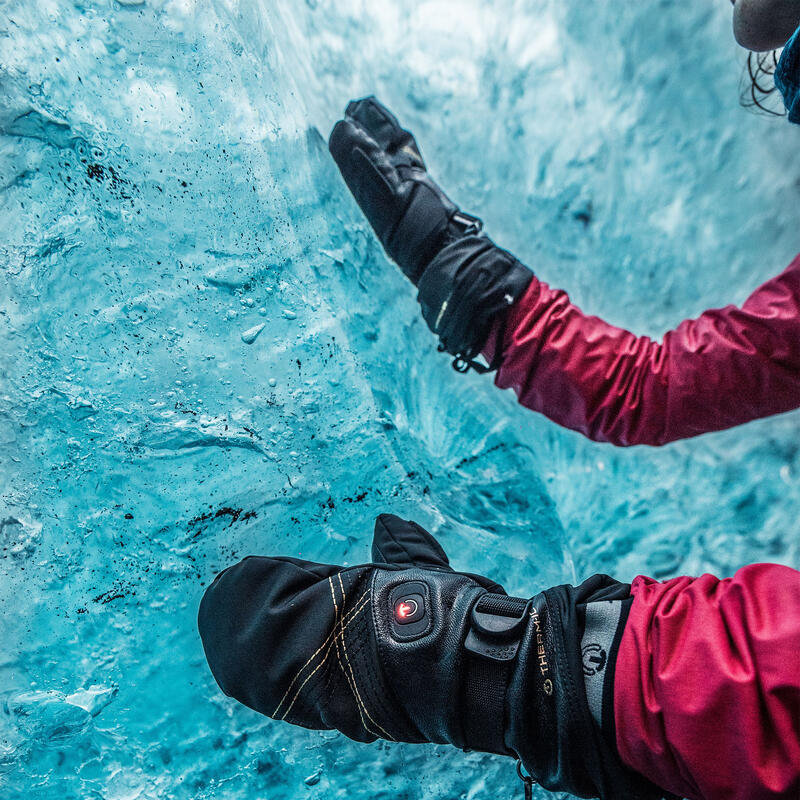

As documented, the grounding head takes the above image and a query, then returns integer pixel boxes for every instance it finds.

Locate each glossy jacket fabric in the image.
[776,24,800,123]
[485,255,800,445]
[615,564,800,800]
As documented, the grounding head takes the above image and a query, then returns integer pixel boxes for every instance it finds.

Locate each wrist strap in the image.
[460,593,529,755]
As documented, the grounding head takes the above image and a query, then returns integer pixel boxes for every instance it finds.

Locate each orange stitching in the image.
[336,574,394,741]
[332,605,375,736]
[272,572,392,741]
[278,593,370,722]
[271,583,368,718]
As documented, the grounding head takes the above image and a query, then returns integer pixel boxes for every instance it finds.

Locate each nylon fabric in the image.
[581,600,625,729]
[461,650,511,755]
[614,564,800,800]
[417,235,533,359]
[508,578,661,800]
[474,592,528,618]
[485,254,800,445]
[776,25,800,123]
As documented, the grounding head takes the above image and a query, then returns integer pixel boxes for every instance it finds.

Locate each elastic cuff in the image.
[481,309,512,370]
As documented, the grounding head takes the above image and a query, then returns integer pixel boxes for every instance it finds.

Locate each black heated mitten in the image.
[329,98,533,368]
[198,514,663,800]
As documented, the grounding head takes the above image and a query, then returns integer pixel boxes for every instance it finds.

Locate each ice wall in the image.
[1,1,798,798]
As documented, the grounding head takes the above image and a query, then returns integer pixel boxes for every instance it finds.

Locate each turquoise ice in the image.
[1,1,798,798]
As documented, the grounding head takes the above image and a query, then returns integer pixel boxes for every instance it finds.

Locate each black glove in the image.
[329,98,533,369]
[198,514,663,800]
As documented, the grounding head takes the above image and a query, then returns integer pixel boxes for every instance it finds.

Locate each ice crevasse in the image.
[0,1,798,798]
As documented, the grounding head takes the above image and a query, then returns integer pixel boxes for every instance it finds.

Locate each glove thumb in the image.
[371,514,452,570]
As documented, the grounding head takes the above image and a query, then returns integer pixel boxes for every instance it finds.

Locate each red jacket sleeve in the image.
[485,255,800,445]
[614,564,800,800]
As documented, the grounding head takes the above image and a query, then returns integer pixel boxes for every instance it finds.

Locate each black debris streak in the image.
[317,488,376,521]
[84,160,137,201]
[92,585,134,605]
[188,506,257,537]
[342,491,368,504]
[454,442,506,471]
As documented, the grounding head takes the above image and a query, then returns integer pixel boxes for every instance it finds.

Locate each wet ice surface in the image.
[1,0,799,797]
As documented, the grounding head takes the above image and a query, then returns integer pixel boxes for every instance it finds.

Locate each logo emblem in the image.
[581,643,607,677]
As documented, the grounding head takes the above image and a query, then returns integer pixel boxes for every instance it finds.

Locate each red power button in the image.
[394,594,424,624]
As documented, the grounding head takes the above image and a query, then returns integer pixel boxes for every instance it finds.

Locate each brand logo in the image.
[581,643,607,677]
[530,606,550,677]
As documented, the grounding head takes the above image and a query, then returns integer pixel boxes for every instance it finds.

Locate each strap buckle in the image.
[450,210,484,236]
[436,344,491,375]
[464,593,530,662]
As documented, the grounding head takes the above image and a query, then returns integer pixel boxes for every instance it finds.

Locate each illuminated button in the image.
[396,599,417,619]
[394,593,424,624]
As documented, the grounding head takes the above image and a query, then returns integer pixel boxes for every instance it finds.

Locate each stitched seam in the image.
[373,541,388,562]
[272,584,369,717]
[387,524,417,564]
[336,589,394,740]
[336,574,394,740]
[333,602,376,737]
[285,577,346,724]
[279,592,370,721]
[333,574,377,738]
[343,624,401,735]
[288,573,361,716]
[280,593,370,721]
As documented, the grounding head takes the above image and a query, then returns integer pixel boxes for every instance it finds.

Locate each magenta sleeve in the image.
[612,564,800,800]
[486,255,800,445]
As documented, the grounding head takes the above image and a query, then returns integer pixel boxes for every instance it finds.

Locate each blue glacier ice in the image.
[1,1,799,798]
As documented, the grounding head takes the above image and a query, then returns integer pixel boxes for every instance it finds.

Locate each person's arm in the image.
[198,512,800,800]
[485,255,800,446]
[328,99,800,445]
[198,514,665,800]
[615,563,800,800]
